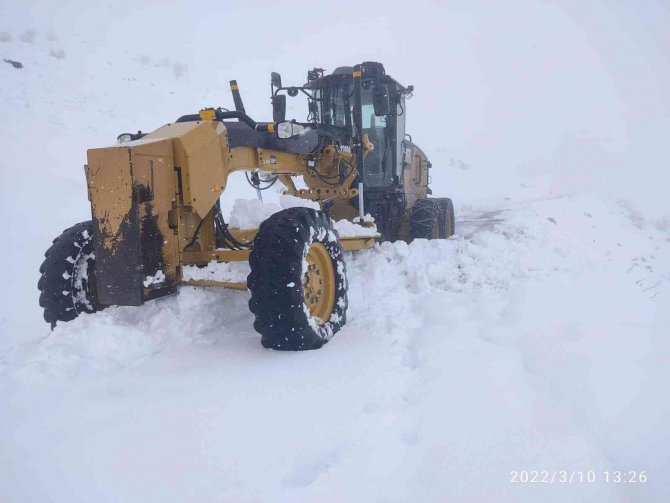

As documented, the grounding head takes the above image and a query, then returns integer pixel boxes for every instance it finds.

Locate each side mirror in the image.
[271,72,282,89]
[272,94,286,123]
[373,83,391,116]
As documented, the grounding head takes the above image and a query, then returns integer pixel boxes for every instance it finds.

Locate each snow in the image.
[332,218,379,238]
[182,261,249,283]
[229,195,378,238]
[3,194,669,501]
[228,195,320,229]
[280,194,321,211]
[228,198,281,229]
[142,269,165,288]
[1,3,670,501]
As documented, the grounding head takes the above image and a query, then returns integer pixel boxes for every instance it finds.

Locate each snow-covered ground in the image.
[2,193,668,501]
[2,2,670,502]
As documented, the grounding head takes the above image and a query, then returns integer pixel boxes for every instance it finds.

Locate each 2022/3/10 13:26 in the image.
[510,470,647,483]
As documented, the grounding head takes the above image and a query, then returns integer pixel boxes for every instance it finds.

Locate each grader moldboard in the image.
[38,62,455,350]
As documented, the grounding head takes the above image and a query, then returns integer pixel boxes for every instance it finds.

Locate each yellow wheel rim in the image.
[432,218,440,239]
[303,242,336,324]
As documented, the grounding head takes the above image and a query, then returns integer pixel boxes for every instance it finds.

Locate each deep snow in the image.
[2,193,669,501]
[2,3,670,501]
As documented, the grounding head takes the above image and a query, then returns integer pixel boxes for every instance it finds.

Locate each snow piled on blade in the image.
[1,194,669,501]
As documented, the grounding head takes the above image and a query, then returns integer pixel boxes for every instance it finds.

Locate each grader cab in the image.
[38,61,455,350]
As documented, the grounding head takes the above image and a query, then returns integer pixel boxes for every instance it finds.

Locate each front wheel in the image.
[247,208,348,350]
[38,221,105,328]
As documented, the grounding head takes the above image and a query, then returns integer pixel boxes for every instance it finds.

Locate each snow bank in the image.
[2,194,668,501]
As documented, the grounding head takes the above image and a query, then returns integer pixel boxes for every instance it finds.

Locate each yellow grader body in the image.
[85,119,376,305]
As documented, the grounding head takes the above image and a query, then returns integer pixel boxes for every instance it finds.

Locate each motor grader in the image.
[38,61,455,350]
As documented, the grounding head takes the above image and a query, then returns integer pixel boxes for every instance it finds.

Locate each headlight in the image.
[277,121,305,139]
[117,133,133,144]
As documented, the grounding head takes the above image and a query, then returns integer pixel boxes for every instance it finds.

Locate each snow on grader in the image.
[38,62,455,350]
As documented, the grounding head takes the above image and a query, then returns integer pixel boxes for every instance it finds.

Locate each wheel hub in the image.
[303,242,335,324]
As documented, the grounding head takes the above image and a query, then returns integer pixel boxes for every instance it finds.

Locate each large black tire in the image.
[409,198,442,241]
[38,221,105,328]
[410,198,456,240]
[247,208,348,350]
[435,197,456,238]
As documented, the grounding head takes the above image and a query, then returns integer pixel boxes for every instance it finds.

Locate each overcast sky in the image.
[2,0,669,211]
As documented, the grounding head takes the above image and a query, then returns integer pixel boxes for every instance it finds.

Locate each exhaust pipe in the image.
[229,80,246,114]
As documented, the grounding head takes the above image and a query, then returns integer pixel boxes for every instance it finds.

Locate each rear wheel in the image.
[409,198,442,241]
[38,221,105,328]
[409,198,456,240]
[435,197,456,238]
[247,208,348,350]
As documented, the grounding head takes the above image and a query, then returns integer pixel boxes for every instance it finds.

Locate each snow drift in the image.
[2,193,668,501]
